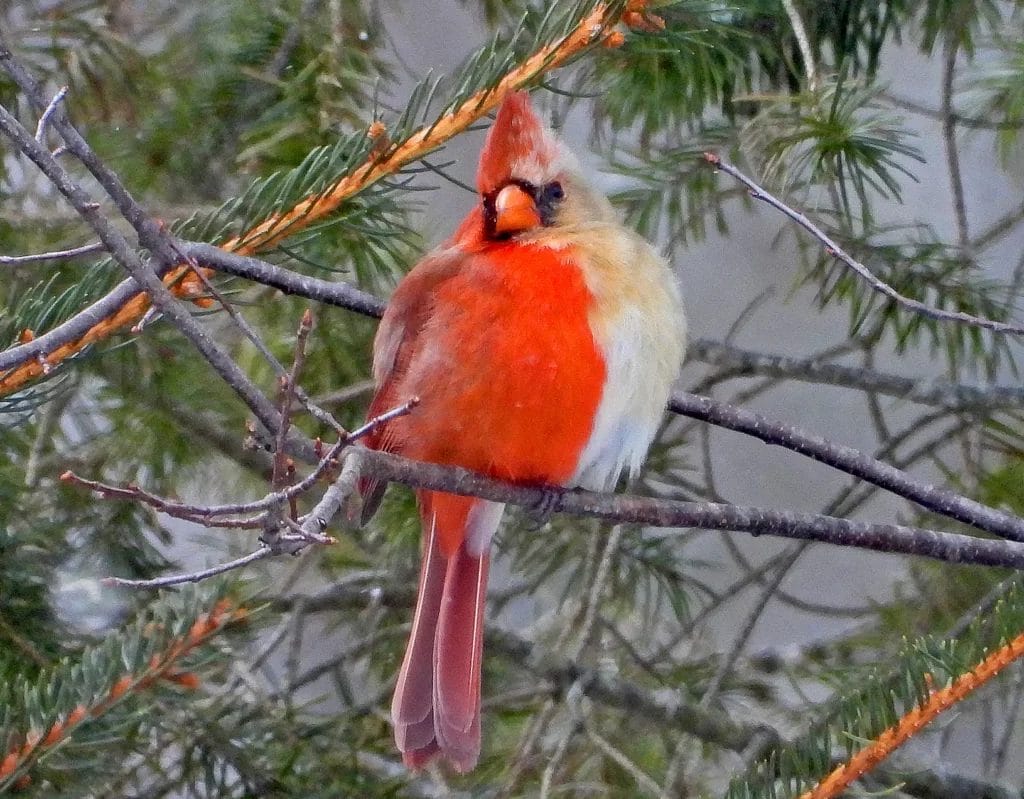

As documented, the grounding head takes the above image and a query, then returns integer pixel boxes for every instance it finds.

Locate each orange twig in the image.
[800,630,1024,799]
[0,3,625,398]
[0,599,245,789]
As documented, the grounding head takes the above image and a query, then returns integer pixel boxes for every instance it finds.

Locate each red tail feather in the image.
[392,492,497,772]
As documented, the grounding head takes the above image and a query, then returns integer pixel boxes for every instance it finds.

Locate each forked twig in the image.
[90,397,418,589]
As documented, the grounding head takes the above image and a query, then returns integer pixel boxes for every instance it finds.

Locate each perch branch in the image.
[668,391,1024,543]
[356,449,1024,570]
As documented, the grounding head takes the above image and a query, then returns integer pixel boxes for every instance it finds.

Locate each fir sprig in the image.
[0,586,244,793]
[726,578,1024,799]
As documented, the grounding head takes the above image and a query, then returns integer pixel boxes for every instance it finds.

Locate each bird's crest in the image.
[476,91,566,194]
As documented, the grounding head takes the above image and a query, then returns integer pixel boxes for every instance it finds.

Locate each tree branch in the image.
[689,338,1024,410]
[668,391,1024,543]
[0,3,624,395]
[180,240,386,318]
[0,241,104,266]
[801,630,1024,799]
[704,153,1024,336]
[357,449,1024,570]
[0,100,301,450]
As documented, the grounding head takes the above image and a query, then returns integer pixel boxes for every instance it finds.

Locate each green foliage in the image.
[746,78,924,227]
[0,584,237,793]
[800,224,1015,375]
[960,31,1024,163]
[610,122,738,250]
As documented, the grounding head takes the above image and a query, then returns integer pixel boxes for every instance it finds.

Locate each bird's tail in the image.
[391,491,503,772]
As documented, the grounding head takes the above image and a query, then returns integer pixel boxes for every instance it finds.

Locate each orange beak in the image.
[493,184,541,236]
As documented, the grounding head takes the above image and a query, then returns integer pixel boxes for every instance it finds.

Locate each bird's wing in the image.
[359,247,466,521]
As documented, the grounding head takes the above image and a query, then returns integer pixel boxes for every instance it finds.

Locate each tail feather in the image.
[391,492,502,773]
[392,508,445,737]
[434,547,490,771]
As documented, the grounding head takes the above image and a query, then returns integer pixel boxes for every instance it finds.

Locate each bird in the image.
[360,90,686,772]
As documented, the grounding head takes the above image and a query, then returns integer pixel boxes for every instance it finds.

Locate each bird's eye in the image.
[542,181,564,203]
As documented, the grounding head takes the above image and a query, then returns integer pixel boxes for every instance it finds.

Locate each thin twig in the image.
[585,723,662,797]
[539,721,575,799]
[186,265,343,432]
[34,85,67,143]
[272,310,314,488]
[103,547,273,589]
[704,152,1024,336]
[880,90,1024,131]
[61,397,419,520]
[698,555,794,709]
[688,338,1024,410]
[0,241,103,265]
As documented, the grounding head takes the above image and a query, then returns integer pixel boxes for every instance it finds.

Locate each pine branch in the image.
[728,578,1024,799]
[704,152,1024,336]
[0,589,245,791]
[0,1,630,397]
[802,632,1024,799]
[0,95,291,449]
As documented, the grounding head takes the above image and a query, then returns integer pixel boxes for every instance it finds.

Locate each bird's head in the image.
[473,91,613,241]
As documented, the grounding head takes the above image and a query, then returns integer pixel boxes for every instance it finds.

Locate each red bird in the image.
[362,91,686,772]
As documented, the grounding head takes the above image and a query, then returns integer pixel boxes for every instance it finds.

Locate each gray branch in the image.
[356,449,1024,570]
[669,391,1024,543]
[704,152,1024,336]
[689,338,1024,410]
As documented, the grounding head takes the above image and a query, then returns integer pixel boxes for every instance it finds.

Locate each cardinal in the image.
[361,91,686,772]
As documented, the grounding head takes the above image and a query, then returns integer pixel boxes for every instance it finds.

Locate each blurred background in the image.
[2,1,1024,796]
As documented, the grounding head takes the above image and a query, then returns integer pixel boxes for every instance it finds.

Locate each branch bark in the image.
[356,449,1024,570]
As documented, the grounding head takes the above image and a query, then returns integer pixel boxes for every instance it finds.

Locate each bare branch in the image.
[689,338,1024,410]
[704,152,1024,336]
[271,310,314,488]
[103,546,273,589]
[668,391,1024,543]
[63,397,418,524]
[357,448,1024,570]
[0,241,103,266]
[180,240,386,318]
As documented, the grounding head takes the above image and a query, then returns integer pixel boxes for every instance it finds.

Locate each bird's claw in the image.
[525,485,563,529]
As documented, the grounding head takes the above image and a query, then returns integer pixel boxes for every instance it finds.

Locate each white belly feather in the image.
[570,226,686,491]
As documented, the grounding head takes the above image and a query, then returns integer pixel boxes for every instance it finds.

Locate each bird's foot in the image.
[525,485,564,530]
